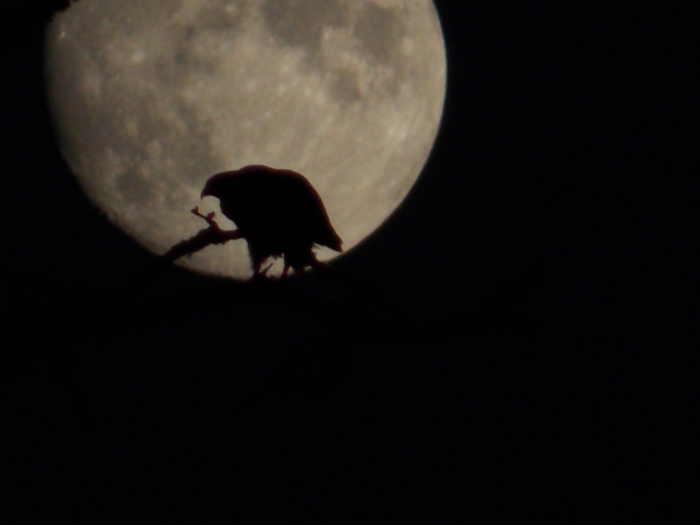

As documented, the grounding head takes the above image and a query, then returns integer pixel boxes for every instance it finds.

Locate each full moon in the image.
[45,0,446,278]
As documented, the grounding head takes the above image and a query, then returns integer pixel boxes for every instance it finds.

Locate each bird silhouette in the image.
[201,165,343,278]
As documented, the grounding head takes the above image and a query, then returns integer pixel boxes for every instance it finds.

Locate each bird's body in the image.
[201,165,342,277]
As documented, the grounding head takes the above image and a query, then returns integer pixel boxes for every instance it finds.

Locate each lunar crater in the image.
[353,2,402,64]
[190,2,245,33]
[115,171,154,205]
[261,0,348,49]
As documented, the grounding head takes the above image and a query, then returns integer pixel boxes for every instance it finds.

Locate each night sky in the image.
[0,1,696,521]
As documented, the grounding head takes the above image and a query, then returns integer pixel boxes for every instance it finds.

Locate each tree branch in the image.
[128,207,243,291]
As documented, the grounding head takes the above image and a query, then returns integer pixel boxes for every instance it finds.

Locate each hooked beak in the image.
[200,188,210,199]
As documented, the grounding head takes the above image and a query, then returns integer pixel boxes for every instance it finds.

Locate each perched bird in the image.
[201,164,343,278]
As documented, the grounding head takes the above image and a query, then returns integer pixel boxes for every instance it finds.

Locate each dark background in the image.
[0,0,696,521]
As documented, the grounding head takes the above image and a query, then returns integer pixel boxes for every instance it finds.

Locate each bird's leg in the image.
[250,258,262,279]
[250,260,275,281]
[260,262,274,277]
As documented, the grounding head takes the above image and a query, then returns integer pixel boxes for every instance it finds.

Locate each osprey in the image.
[201,165,343,277]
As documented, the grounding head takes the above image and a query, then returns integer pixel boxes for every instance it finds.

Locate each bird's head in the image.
[200,172,228,199]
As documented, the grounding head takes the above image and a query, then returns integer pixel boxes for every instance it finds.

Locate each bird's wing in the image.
[281,173,342,251]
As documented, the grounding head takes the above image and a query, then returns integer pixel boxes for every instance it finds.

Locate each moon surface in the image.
[45,0,446,278]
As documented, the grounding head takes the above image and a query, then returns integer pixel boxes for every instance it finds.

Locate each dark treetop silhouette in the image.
[201,165,343,278]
